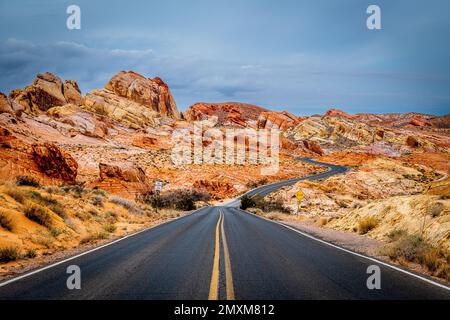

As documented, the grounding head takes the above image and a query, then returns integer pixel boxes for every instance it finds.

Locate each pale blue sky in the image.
[0,0,449,115]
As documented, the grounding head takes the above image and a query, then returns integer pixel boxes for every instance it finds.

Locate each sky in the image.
[0,0,449,115]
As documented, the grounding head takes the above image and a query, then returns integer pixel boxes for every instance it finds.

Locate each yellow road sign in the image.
[295,190,305,200]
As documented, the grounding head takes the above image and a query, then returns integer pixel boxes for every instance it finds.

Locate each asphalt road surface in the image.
[0,159,449,299]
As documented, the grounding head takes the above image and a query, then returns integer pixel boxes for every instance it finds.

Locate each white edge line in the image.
[234,208,450,292]
[0,207,206,288]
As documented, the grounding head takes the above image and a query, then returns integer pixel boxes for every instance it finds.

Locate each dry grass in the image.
[357,216,379,234]
[0,210,14,231]
[23,201,53,228]
[318,217,329,227]
[0,247,21,263]
[80,231,109,244]
[103,223,117,233]
[4,187,28,204]
[380,233,449,281]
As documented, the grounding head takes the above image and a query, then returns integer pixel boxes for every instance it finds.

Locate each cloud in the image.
[0,38,449,115]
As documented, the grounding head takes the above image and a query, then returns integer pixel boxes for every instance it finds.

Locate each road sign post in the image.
[295,190,305,215]
[154,180,163,213]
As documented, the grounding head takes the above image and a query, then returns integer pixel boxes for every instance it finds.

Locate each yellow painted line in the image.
[220,209,235,300]
[208,212,222,300]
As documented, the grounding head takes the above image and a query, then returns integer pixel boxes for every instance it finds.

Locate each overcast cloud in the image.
[0,0,449,115]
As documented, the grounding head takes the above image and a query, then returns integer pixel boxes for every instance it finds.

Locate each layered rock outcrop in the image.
[10,72,82,113]
[257,111,303,131]
[82,71,180,129]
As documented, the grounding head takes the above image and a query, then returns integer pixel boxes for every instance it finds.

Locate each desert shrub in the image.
[240,195,256,210]
[357,216,379,234]
[427,202,444,218]
[253,196,291,213]
[381,234,429,261]
[318,217,329,226]
[24,248,37,259]
[4,187,28,204]
[381,233,449,279]
[387,229,408,242]
[80,231,108,244]
[29,191,66,218]
[49,228,62,237]
[23,202,53,228]
[16,176,40,187]
[109,196,142,214]
[103,223,117,233]
[0,211,13,231]
[91,195,104,207]
[240,195,290,213]
[246,177,269,189]
[0,247,21,263]
[60,184,86,198]
[144,189,210,211]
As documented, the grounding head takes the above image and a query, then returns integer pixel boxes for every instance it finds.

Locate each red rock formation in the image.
[406,136,420,148]
[193,179,236,200]
[104,71,180,119]
[184,102,268,127]
[257,111,303,130]
[99,163,147,183]
[303,140,324,155]
[325,108,354,119]
[32,143,78,182]
[0,127,79,184]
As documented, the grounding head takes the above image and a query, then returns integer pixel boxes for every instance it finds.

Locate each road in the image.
[0,159,449,299]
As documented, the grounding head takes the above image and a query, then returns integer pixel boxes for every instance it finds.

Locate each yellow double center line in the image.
[208,209,235,300]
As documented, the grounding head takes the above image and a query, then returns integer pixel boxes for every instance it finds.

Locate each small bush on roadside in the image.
[144,189,211,211]
[246,177,269,189]
[109,196,143,214]
[80,231,109,244]
[103,223,117,233]
[387,229,408,242]
[23,202,53,228]
[15,176,40,187]
[380,233,448,280]
[24,249,37,259]
[357,216,378,234]
[240,195,256,210]
[0,247,20,263]
[0,211,13,231]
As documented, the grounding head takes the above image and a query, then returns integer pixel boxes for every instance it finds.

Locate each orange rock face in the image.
[32,143,78,182]
[0,128,79,184]
[193,179,237,200]
[91,163,150,199]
